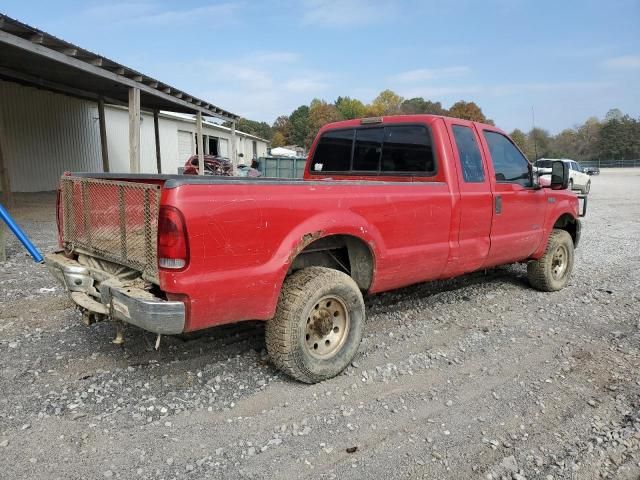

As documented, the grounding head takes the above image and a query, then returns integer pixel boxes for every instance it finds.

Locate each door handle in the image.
[495,195,502,214]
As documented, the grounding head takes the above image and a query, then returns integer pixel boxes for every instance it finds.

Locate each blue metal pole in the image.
[0,202,44,263]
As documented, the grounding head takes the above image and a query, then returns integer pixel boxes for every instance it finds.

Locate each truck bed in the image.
[61,172,454,330]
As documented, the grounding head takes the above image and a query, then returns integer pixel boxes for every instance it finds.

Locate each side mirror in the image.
[528,162,536,187]
[550,161,569,190]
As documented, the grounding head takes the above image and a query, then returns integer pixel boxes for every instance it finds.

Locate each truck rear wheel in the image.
[266,267,365,384]
[527,229,574,292]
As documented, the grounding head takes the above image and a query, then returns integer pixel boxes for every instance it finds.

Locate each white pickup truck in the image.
[534,159,591,194]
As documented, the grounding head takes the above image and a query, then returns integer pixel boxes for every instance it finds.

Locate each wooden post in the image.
[98,98,110,172]
[0,220,5,263]
[128,87,141,173]
[196,111,205,176]
[0,109,12,207]
[153,110,162,173]
[0,111,9,261]
[230,121,237,167]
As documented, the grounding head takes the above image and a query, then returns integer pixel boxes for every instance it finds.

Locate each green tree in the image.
[604,108,624,122]
[598,115,640,159]
[288,105,311,147]
[369,89,404,115]
[509,129,533,160]
[335,96,366,119]
[528,127,553,160]
[400,97,448,115]
[225,118,272,140]
[448,101,491,123]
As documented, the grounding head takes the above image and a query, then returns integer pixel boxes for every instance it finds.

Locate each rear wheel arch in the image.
[288,234,375,291]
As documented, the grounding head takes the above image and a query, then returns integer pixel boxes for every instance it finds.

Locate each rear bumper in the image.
[45,252,185,335]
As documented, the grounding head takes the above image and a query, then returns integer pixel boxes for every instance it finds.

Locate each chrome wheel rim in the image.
[551,245,569,280]
[304,296,350,359]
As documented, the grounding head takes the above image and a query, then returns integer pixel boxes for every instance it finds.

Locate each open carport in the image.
[0,13,239,258]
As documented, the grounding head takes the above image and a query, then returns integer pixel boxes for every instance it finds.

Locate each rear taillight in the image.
[158,206,189,270]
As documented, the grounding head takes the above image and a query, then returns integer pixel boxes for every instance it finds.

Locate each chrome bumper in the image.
[45,252,185,335]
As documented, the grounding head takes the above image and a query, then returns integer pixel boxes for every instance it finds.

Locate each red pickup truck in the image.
[45,115,583,383]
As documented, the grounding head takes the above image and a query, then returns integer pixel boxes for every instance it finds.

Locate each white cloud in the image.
[602,55,640,70]
[154,51,332,121]
[301,0,398,26]
[81,1,239,27]
[251,52,301,64]
[400,81,609,100]
[390,66,471,83]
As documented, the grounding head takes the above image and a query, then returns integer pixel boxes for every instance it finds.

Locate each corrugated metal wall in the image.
[0,79,270,191]
[104,107,179,174]
[0,80,102,192]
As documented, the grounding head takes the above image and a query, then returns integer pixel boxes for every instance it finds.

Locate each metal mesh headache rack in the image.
[60,176,161,283]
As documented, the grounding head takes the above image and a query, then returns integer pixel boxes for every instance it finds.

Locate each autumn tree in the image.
[368,89,404,116]
[575,117,601,160]
[272,115,291,136]
[550,129,581,159]
[271,131,286,148]
[448,101,491,123]
[335,96,366,119]
[305,99,342,148]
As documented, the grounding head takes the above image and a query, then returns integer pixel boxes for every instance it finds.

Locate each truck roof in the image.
[321,114,501,133]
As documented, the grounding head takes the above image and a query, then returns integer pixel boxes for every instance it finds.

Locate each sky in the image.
[2,0,639,133]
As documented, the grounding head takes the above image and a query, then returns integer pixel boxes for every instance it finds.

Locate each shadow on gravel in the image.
[366,264,530,311]
[86,264,532,369]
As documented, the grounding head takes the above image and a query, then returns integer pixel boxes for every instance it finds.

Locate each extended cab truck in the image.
[45,115,583,383]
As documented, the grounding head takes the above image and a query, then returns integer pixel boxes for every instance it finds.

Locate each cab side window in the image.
[483,131,531,186]
[452,125,484,182]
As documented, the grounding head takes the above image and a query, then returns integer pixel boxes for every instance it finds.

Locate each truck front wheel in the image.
[266,267,365,383]
[527,229,574,291]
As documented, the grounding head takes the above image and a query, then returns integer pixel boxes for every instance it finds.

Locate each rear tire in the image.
[527,229,574,292]
[265,267,365,384]
[584,181,591,194]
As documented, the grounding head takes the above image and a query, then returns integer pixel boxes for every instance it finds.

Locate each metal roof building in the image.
[0,13,258,203]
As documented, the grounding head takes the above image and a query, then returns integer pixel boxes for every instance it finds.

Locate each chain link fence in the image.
[580,159,640,168]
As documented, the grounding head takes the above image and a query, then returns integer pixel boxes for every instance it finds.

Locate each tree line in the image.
[225,91,640,161]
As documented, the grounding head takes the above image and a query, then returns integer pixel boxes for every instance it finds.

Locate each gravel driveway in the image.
[1,170,639,480]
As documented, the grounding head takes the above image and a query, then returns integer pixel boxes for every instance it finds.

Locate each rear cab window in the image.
[310,124,437,178]
[451,125,485,183]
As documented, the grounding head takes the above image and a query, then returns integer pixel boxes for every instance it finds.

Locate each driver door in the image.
[478,129,548,268]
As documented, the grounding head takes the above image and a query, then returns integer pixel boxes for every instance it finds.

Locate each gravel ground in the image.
[1,170,639,480]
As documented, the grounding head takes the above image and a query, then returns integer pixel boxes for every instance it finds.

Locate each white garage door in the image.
[177,130,193,163]
[218,138,229,158]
